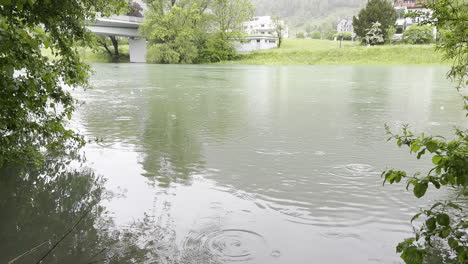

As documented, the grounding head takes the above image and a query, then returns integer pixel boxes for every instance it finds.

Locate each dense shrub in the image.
[326,30,338,40]
[386,26,397,44]
[353,0,397,42]
[403,25,434,44]
[296,32,305,38]
[341,31,353,40]
[147,44,184,64]
[196,36,237,63]
[365,22,384,45]
[311,31,321,39]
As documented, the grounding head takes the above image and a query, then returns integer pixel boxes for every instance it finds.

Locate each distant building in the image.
[394,0,427,9]
[242,16,289,38]
[235,36,278,53]
[336,18,353,33]
[393,0,435,39]
[236,16,288,53]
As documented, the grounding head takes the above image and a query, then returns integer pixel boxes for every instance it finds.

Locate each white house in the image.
[336,18,354,33]
[235,16,288,53]
[393,0,436,39]
[243,16,289,38]
[235,36,278,53]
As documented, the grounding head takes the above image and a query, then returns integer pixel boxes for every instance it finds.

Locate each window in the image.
[257,39,261,43]
[261,24,265,27]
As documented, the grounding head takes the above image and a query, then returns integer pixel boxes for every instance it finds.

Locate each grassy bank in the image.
[222,39,447,65]
[78,45,130,63]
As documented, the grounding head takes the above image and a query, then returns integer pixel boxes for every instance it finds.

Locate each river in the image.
[1,64,466,264]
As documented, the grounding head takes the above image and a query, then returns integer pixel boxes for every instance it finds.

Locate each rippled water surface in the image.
[2,64,466,264]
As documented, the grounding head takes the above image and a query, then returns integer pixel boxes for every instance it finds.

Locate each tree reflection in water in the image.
[0,158,169,264]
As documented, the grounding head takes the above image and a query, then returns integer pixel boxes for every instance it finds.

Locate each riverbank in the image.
[79,39,447,65]
[78,46,130,63]
[221,39,447,65]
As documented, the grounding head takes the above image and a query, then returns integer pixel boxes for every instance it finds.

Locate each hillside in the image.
[251,0,369,33]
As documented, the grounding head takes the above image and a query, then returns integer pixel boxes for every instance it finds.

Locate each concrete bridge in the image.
[87,15,147,63]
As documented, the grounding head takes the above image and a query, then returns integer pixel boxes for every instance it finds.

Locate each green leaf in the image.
[413,182,428,198]
[417,149,426,159]
[431,155,442,165]
[397,238,415,253]
[447,202,462,210]
[436,213,450,226]
[426,217,436,232]
[430,202,442,210]
[411,142,421,153]
[429,179,441,189]
[448,237,459,249]
[439,227,450,238]
[400,246,425,264]
[0,0,12,5]
[411,212,422,223]
[425,140,438,153]
[447,174,456,185]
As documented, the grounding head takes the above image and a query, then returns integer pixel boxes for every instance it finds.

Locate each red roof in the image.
[394,0,427,8]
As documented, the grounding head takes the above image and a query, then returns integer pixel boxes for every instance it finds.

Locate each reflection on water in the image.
[2,64,466,264]
[76,64,466,264]
[0,160,162,263]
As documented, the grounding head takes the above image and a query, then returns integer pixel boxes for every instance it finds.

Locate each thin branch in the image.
[8,240,49,264]
[35,204,95,264]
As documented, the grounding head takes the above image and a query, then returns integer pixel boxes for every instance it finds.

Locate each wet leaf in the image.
[413,182,428,198]
[401,246,424,264]
[436,213,450,226]
[425,140,438,153]
[426,217,436,232]
[431,155,442,165]
[439,227,450,238]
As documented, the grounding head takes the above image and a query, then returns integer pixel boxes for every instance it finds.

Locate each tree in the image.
[364,21,384,46]
[311,31,321,39]
[211,0,254,40]
[296,31,305,38]
[385,25,396,44]
[273,16,286,48]
[95,35,123,60]
[353,0,397,43]
[403,25,434,44]
[141,0,254,63]
[127,1,143,17]
[381,1,467,263]
[141,0,209,64]
[0,0,125,168]
[326,29,338,40]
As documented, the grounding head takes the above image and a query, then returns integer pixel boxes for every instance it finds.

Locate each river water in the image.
[1,64,466,264]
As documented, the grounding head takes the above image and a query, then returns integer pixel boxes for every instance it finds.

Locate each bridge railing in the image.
[96,15,143,24]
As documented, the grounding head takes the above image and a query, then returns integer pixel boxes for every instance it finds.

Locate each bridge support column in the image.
[129,38,147,63]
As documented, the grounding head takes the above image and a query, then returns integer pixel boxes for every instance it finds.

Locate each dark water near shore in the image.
[1,64,466,264]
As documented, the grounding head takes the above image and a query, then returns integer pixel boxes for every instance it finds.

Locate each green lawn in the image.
[78,45,130,63]
[221,39,448,65]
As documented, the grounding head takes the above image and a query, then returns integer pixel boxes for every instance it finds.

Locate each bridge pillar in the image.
[129,38,147,63]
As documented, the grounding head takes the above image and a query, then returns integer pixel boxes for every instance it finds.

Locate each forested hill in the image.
[251,0,369,32]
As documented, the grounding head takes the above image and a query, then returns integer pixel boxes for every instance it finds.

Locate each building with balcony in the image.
[336,18,354,34]
[393,0,434,38]
[243,16,289,39]
[235,16,288,53]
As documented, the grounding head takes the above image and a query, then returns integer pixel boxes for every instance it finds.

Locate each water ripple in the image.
[182,229,268,263]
